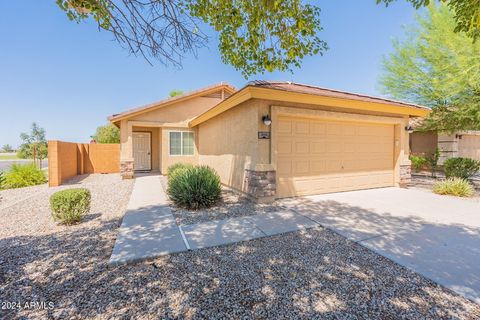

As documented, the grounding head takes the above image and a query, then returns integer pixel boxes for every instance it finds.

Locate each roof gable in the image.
[189,81,431,127]
[109,82,236,123]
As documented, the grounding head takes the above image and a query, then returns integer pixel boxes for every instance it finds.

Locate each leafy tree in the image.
[92,124,120,144]
[55,1,480,77]
[17,122,48,168]
[169,89,184,97]
[379,3,480,132]
[1,144,14,153]
[55,0,326,77]
[379,0,480,40]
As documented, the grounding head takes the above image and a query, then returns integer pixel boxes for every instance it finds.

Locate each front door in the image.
[133,132,151,171]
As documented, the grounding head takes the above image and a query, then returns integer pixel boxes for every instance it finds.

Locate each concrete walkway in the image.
[110,174,321,265]
[298,187,480,304]
[110,175,187,265]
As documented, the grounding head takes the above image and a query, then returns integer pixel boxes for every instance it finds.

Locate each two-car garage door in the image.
[276,115,395,198]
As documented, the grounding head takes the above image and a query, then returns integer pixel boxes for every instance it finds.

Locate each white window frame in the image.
[168,130,195,156]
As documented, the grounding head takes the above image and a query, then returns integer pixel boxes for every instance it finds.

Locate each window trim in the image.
[168,130,195,156]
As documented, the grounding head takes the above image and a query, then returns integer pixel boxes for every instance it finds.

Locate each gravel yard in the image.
[2,174,480,319]
[0,183,48,210]
[160,175,285,226]
[171,187,285,226]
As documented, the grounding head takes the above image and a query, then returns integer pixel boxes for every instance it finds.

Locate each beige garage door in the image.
[276,116,395,198]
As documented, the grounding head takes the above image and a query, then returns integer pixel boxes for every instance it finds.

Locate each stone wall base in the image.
[399,164,411,187]
[120,160,134,179]
[244,169,276,203]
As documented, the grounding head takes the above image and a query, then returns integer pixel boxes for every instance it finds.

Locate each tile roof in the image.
[248,80,430,110]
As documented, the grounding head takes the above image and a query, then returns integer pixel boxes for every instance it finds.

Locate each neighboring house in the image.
[109,81,429,202]
[409,118,480,164]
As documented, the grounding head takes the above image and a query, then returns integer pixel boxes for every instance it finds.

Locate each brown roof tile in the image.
[248,80,430,110]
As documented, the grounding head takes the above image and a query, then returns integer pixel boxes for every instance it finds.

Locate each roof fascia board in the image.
[190,86,430,126]
[189,88,253,127]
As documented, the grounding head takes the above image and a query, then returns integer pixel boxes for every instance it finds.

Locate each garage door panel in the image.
[311,122,326,135]
[294,161,310,175]
[277,119,293,134]
[295,141,310,154]
[277,140,293,154]
[311,141,326,153]
[294,120,309,135]
[276,116,395,198]
[277,160,292,176]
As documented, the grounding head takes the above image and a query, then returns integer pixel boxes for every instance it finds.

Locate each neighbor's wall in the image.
[48,141,78,187]
[410,131,438,156]
[458,134,480,161]
[197,100,258,192]
[48,141,120,187]
[161,127,199,174]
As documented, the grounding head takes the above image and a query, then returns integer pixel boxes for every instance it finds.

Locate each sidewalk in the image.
[109,174,321,265]
[109,174,187,265]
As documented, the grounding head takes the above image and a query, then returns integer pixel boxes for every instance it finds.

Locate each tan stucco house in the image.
[109,81,430,202]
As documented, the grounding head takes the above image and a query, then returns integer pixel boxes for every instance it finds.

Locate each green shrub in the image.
[0,171,5,189]
[3,164,46,189]
[410,155,428,172]
[167,163,194,179]
[425,148,440,178]
[167,165,221,209]
[50,188,91,224]
[443,157,480,180]
[432,178,475,197]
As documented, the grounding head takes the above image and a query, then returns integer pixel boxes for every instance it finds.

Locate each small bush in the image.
[0,171,5,189]
[443,157,480,180]
[3,164,46,189]
[167,163,194,179]
[432,178,475,197]
[425,148,440,178]
[50,188,91,224]
[167,165,221,209]
[410,155,428,172]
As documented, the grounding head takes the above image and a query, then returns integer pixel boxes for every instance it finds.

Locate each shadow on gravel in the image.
[1,212,479,319]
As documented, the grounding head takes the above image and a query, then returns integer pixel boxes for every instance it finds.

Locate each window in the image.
[169,131,194,156]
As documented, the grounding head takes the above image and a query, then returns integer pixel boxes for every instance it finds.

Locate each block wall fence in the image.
[48,141,120,187]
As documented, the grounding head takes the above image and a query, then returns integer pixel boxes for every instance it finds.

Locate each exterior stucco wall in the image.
[130,96,223,125]
[132,126,160,171]
[198,100,258,192]
[458,134,480,161]
[410,131,438,156]
[161,127,199,174]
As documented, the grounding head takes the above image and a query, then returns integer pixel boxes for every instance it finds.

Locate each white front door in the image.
[133,132,151,171]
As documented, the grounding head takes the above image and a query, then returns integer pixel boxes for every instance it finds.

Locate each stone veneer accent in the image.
[120,160,134,179]
[399,164,411,186]
[244,169,276,201]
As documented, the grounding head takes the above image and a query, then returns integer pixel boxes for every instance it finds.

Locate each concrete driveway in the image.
[285,187,480,303]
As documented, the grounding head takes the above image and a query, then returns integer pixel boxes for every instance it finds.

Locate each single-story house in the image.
[409,118,480,164]
[109,81,430,202]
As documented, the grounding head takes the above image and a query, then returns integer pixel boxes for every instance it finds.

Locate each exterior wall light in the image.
[262,115,272,126]
[405,125,414,134]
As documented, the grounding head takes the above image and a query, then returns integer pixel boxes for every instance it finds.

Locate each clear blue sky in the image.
[0,1,419,147]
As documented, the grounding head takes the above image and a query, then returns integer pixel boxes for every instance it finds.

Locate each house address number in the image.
[258,131,271,139]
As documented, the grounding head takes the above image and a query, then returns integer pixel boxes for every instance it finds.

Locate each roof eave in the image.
[189,86,430,127]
